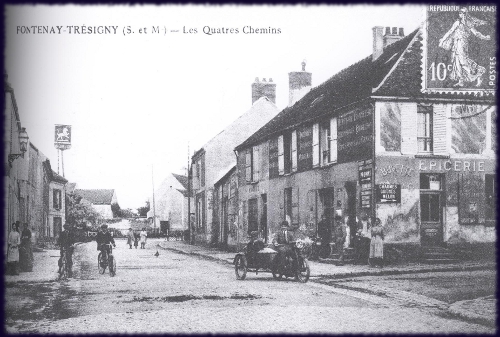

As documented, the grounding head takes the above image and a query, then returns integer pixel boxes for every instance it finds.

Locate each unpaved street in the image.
[4,239,494,334]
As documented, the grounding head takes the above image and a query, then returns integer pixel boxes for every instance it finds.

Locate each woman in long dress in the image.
[126,228,135,249]
[140,228,148,249]
[369,218,384,268]
[8,223,21,275]
[19,223,34,272]
[439,7,491,87]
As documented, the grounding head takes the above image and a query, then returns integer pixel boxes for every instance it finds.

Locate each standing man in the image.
[334,215,347,265]
[58,224,75,277]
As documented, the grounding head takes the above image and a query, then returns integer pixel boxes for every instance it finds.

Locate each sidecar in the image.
[234,247,278,280]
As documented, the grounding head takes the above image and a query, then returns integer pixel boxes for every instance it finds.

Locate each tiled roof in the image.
[172,173,189,190]
[74,189,115,205]
[235,29,419,151]
[235,28,494,152]
[51,170,68,184]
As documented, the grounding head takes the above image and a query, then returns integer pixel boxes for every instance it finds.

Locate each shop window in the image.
[319,118,338,165]
[485,174,496,221]
[420,173,443,190]
[417,105,433,153]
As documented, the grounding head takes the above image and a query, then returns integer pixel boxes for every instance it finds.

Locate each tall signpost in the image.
[54,124,72,177]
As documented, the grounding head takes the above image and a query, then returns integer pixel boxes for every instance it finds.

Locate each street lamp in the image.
[8,127,29,166]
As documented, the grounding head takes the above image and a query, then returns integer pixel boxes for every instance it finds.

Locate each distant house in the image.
[148,173,191,234]
[74,189,118,220]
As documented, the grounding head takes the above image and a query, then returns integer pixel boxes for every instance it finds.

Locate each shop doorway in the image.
[345,181,357,247]
[221,197,229,247]
[261,194,268,242]
[420,174,444,247]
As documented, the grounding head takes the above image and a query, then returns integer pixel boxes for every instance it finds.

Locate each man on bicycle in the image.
[58,223,75,277]
[96,224,116,263]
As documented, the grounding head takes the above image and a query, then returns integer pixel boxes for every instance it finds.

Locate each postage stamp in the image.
[422,4,497,95]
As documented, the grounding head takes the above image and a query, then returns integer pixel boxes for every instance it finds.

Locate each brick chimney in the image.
[288,60,312,107]
[373,26,405,61]
[252,77,276,105]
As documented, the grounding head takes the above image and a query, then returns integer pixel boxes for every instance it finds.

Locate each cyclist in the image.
[96,224,116,264]
[58,223,75,277]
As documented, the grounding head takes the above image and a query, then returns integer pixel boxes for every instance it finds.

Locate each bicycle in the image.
[98,243,116,277]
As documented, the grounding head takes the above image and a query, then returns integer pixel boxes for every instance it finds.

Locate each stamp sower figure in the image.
[19,223,34,272]
[58,223,75,277]
[369,218,384,268]
[272,221,295,273]
[334,215,347,265]
[7,223,21,275]
[439,7,491,87]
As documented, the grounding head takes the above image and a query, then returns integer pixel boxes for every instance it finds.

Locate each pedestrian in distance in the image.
[7,223,21,275]
[19,223,34,272]
[140,228,147,249]
[134,231,139,249]
[126,228,135,249]
[333,215,347,265]
[369,217,384,268]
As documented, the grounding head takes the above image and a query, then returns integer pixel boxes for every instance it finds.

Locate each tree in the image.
[111,202,121,218]
[65,192,102,229]
[120,208,136,218]
[137,200,150,217]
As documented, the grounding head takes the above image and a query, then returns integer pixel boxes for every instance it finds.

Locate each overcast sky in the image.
[5,4,424,209]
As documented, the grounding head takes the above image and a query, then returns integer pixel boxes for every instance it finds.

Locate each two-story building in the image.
[190,77,281,245]
[74,189,118,220]
[234,26,496,256]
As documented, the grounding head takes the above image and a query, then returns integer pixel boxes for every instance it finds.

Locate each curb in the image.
[448,297,496,326]
[157,243,495,279]
[315,263,497,279]
[156,244,233,265]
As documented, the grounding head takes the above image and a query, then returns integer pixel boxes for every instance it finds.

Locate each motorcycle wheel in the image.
[295,258,310,283]
[301,245,312,259]
[234,255,247,280]
[319,244,332,259]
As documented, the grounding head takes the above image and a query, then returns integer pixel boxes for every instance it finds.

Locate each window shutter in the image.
[193,163,199,189]
[279,189,284,210]
[401,103,418,155]
[291,130,297,172]
[307,190,317,228]
[245,150,252,182]
[330,118,338,162]
[292,187,299,226]
[312,123,320,167]
[252,146,260,182]
[433,104,448,155]
[278,135,284,175]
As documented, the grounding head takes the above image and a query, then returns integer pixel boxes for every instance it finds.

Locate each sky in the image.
[5,4,424,209]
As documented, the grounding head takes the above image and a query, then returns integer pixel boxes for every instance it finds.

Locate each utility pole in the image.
[187,143,192,244]
[152,164,156,235]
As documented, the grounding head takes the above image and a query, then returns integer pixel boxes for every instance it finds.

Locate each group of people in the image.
[7,221,34,275]
[126,227,148,249]
[315,213,385,266]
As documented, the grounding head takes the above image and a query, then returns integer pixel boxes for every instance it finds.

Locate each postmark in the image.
[422,5,496,95]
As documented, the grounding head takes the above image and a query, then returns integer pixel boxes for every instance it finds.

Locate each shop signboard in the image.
[376,183,401,203]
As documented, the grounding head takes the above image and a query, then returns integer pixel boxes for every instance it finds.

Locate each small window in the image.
[53,189,62,210]
[420,174,442,190]
[417,105,433,153]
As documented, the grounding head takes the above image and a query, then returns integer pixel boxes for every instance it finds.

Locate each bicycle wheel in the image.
[109,255,116,277]
[98,252,106,274]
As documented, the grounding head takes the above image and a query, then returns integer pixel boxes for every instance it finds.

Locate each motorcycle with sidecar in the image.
[233,237,310,283]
